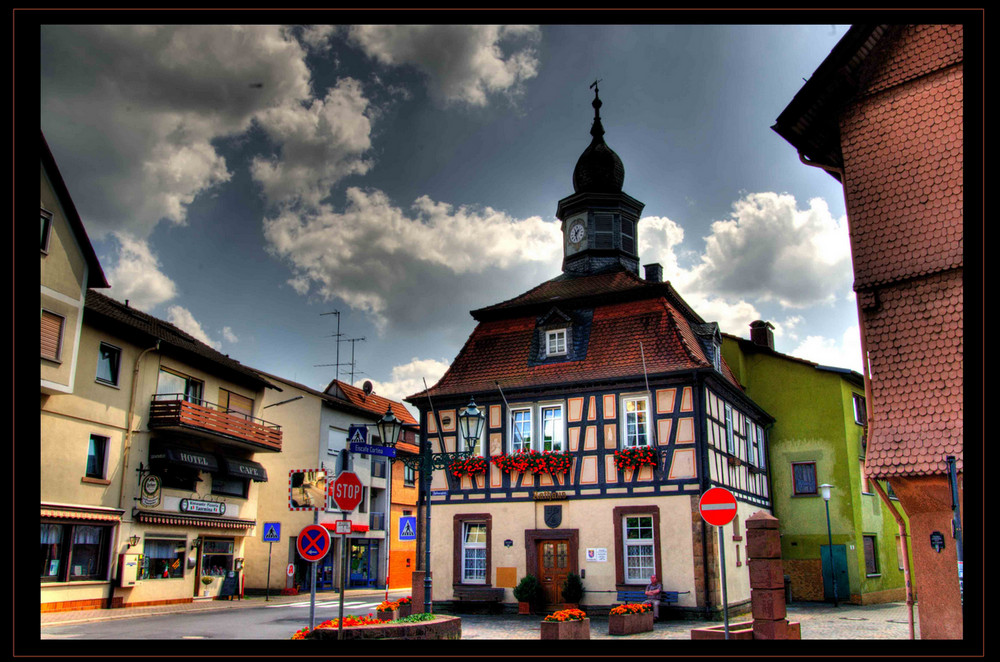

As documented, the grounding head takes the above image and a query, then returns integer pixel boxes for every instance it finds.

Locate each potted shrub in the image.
[199,575,214,597]
[540,608,590,640]
[561,572,584,609]
[513,574,543,615]
[608,602,655,636]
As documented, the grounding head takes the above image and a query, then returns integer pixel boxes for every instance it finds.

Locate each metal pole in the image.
[718,526,729,640]
[309,510,318,630]
[824,499,838,607]
[339,513,349,640]
[265,541,272,602]
[423,448,433,613]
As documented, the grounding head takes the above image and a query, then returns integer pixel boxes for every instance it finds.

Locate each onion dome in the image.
[572,84,625,193]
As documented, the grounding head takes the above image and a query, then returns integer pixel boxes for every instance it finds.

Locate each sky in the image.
[37,19,864,416]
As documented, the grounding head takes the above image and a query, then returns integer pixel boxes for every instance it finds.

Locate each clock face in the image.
[569,222,586,244]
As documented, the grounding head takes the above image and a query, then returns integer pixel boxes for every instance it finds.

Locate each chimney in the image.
[643,263,663,283]
[749,320,775,350]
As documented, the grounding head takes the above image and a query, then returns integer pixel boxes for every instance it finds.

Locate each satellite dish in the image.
[362,380,374,395]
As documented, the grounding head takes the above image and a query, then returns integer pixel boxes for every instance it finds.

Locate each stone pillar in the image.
[746,511,800,640]
[411,571,430,614]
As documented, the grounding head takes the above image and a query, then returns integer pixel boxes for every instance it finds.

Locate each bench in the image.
[451,586,505,614]
[616,589,681,606]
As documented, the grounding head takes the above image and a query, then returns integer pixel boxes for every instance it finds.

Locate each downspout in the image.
[870,479,914,639]
[117,341,160,511]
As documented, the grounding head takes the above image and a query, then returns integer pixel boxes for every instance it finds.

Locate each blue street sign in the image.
[262,521,281,542]
[399,516,417,541]
[349,441,396,458]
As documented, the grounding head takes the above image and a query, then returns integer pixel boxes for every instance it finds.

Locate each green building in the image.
[722,321,911,605]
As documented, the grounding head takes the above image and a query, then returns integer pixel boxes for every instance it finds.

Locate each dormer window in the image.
[546,329,568,357]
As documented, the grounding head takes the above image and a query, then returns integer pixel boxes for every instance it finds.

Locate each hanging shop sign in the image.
[141,474,162,507]
[179,498,226,516]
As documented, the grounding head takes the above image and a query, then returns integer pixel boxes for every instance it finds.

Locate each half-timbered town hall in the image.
[406,86,773,616]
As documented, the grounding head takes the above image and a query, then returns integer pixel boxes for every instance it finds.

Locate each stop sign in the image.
[699,487,738,526]
[329,471,364,511]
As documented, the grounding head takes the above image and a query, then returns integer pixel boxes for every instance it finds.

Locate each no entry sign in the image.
[699,487,738,526]
[296,524,332,562]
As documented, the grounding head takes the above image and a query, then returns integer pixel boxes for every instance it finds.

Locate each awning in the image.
[149,445,218,473]
[134,511,255,529]
[219,456,268,482]
[40,504,124,522]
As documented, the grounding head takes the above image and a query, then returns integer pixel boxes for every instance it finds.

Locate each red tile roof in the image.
[325,379,418,426]
[411,269,741,400]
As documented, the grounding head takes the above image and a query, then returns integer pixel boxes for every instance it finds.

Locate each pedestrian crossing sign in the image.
[399,516,417,541]
[262,522,281,542]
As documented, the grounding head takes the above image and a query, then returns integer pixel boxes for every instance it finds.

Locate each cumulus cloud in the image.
[40,24,313,238]
[222,326,240,344]
[250,77,375,210]
[357,357,451,413]
[346,25,540,107]
[790,325,864,374]
[167,306,221,349]
[263,187,562,332]
[104,234,178,312]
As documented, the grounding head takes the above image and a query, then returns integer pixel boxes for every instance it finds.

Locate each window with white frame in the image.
[461,522,487,584]
[623,515,655,583]
[510,408,532,452]
[853,393,867,426]
[746,423,757,467]
[540,405,564,452]
[622,395,650,447]
[754,425,766,470]
[545,329,567,357]
[724,404,735,454]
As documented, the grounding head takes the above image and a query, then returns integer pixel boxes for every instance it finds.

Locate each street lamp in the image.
[384,398,485,613]
[819,483,838,607]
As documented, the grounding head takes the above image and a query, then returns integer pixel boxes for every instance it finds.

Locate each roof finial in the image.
[589,79,605,140]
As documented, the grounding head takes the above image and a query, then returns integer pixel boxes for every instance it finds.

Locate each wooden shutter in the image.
[41,310,64,360]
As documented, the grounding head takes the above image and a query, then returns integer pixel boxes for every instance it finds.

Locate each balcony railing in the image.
[148,394,282,451]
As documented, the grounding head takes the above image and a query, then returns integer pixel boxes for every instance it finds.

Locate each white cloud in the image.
[104,234,178,312]
[167,306,221,350]
[790,325,864,373]
[40,24,313,238]
[250,77,375,210]
[222,326,239,344]
[357,357,451,414]
[263,187,561,332]
[346,25,540,107]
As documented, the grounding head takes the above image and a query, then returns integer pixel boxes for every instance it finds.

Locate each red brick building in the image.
[773,23,971,639]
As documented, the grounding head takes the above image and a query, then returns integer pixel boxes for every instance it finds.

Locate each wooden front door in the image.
[537,539,571,606]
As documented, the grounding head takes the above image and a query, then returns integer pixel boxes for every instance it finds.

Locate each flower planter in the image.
[397,603,412,618]
[518,602,533,615]
[608,611,655,636]
[376,608,399,621]
[540,618,590,640]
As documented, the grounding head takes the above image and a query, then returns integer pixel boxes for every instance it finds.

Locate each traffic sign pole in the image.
[310,511,318,631]
[265,541,272,602]
[338,510,349,641]
[699,487,738,640]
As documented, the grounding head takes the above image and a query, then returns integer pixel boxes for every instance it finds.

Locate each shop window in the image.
[141,538,186,579]
[621,395,650,447]
[95,342,121,387]
[201,539,235,577]
[40,522,112,583]
[792,461,818,496]
[623,515,655,583]
[86,434,109,479]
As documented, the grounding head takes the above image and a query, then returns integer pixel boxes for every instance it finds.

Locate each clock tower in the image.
[557,82,645,277]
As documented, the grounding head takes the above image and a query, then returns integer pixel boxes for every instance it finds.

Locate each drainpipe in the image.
[870,479,914,640]
[117,341,160,511]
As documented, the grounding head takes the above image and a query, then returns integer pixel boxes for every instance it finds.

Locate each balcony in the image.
[369,512,386,531]
[148,394,282,452]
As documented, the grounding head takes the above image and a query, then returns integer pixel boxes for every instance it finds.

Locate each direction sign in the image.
[262,522,281,542]
[329,471,364,511]
[350,441,397,458]
[399,516,417,541]
[699,487,738,526]
[296,524,332,562]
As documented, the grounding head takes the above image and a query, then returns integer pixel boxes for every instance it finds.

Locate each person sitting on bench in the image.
[644,574,663,619]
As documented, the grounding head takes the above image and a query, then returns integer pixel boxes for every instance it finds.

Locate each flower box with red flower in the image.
[448,456,488,478]
[613,445,658,472]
